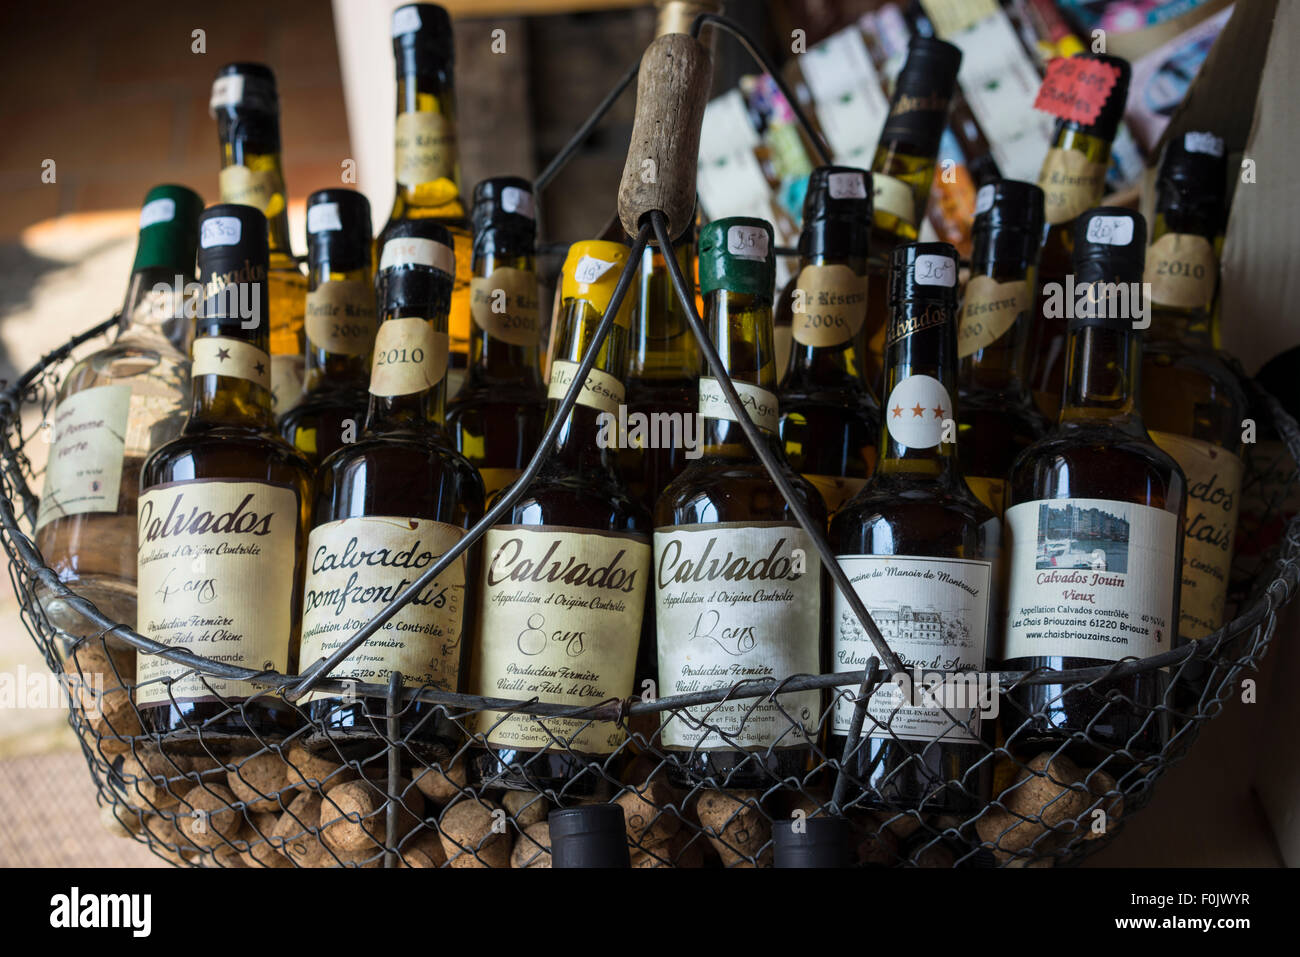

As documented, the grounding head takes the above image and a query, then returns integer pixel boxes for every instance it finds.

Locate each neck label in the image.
[306,202,342,234]
[395,111,455,188]
[219,165,281,217]
[958,276,1029,358]
[380,236,455,275]
[470,267,540,346]
[698,377,778,433]
[1144,233,1216,309]
[828,171,868,199]
[140,198,176,230]
[885,374,952,450]
[306,279,377,356]
[872,172,917,228]
[726,224,769,260]
[200,216,242,249]
[193,336,272,391]
[1038,147,1107,226]
[369,317,448,397]
[501,186,535,219]
[792,264,869,347]
[547,360,624,416]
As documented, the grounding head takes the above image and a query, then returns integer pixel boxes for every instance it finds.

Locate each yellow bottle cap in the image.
[560,240,634,328]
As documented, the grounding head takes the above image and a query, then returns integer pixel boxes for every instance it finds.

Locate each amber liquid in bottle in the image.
[137,205,312,747]
[470,240,651,795]
[655,218,826,790]
[303,222,484,758]
[829,242,997,813]
[778,165,880,516]
[279,190,378,469]
[1003,209,1185,762]
[445,177,547,500]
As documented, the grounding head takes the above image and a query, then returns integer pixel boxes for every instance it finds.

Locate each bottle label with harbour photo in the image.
[1148,431,1242,639]
[471,526,650,754]
[134,479,299,706]
[792,265,869,347]
[830,554,992,741]
[469,268,540,346]
[36,384,131,530]
[1002,498,1177,661]
[957,276,1030,358]
[305,279,377,356]
[654,522,821,750]
[299,516,467,700]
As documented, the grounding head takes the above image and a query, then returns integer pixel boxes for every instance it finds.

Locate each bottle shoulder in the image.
[491,469,649,534]
[143,425,312,494]
[655,462,826,529]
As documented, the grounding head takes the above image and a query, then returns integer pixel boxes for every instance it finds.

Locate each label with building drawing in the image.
[831,554,992,741]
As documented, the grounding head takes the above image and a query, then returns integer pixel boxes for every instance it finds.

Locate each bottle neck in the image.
[189,295,275,432]
[391,69,464,218]
[876,298,962,483]
[218,121,294,256]
[1147,194,1222,337]
[958,233,1037,395]
[868,137,935,254]
[785,250,870,389]
[1040,124,1113,277]
[304,260,375,393]
[118,265,190,350]
[545,298,627,475]
[1059,321,1144,430]
[626,240,701,384]
[365,301,448,434]
[699,289,783,462]
[467,244,542,387]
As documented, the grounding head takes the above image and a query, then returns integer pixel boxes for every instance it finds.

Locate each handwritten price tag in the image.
[1033,57,1121,126]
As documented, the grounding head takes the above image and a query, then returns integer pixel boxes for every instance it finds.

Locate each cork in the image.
[178,783,242,849]
[439,798,511,868]
[510,821,551,869]
[400,829,447,868]
[503,790,549,830]
[412,754,468,805]
[272,792,329,868]
[615,776,681,851]
[695,789,771,868]
[227,750,290,812]
[66,640,140,753]
[320,778,424,852]
[630,829,704,868]
[119,750,189,810]
[286,742,357,793]
[977,752,1091,859]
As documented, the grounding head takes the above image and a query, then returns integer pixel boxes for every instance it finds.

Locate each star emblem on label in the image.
[885,374,951,450]
[216,348,231,361]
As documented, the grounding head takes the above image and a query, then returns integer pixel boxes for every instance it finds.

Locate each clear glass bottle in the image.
[381,3,472,380]
[470,240,652,795]
[445,177,547,499]
[136,204,312,747]
[279,189,377,469]
[777,165,880,516]
[654,217,827,790]
[302,220,484,757]
[829,241,998,813]
[211,61,309,416]
[1002,207,1185,761]
[956,179,1049,516]
[1140,131,1246,641]
[36,184,202,645]
[1023,53,1131,421]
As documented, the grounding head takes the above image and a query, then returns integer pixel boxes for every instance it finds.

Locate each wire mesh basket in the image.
[3,13,1298,869]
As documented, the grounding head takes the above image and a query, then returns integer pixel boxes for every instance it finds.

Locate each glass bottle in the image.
[829,241,998,813]
[445,177,547,499]
[654,217,827,790]
[36,185,202,646]
[301,219,484,757]
[956,179,1049,516]
[470,240,651,795]
[136,204,312,745]
[279,189,377,469]
[777,165,880,516]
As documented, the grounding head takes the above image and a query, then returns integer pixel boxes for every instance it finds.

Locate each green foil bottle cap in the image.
[698,217,774,298]
[131,184,204,275]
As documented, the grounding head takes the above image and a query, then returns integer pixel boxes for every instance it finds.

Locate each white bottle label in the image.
[306,202,343,234]
[697,377,779,433]
[471,526,651,754]
[36,384,132,530]
[501,186,535,219]
[914,254,957,287]
[654,523,822,750]
[200,216,242,248]
[300,516,467,698]
[1003,499,1178,661]
[828,171,868,199]
[726,224,769,260]
[139,198,176,230]
[831,555,992,740]
[883,374,953,451]
[379,236,455,275]
[1084,216,1135,247]
[135,480,300,705]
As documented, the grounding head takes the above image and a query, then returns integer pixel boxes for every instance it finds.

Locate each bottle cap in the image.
[197,204,269,324]
[772,817,854,868]
[548,805,630,868]
[210,62,279,117]
[306,189,373,272]
[1064,53,1131,142]
[1071,206,1146,285]
[1157,130,1227,219]
[697,217,774,298]
[560,240,634,328]
[972,179,1045,264]
[392,3,454,74]
[471,176,536,258]
[890,241,959,307]
[131,184,204,275]
[882,37,962,151]
[799,166,872,260]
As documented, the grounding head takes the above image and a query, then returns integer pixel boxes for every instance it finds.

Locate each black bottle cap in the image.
[393,3,454,75]
[197,204,269,324]
[548,805,630,868]
[211,62,279,116]
[306,189,373,272]
[471,176,535,259]
[773,817,854,868]
[882,37,962,151]
[378,218,454,272]
[799,165,872,260]
[1063,53,1131,142]
[1071,206,1146,285]
[377,219,454,315]
[973,179,1045,264]
[1157,130,1227,218]
[890,240,959,307]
